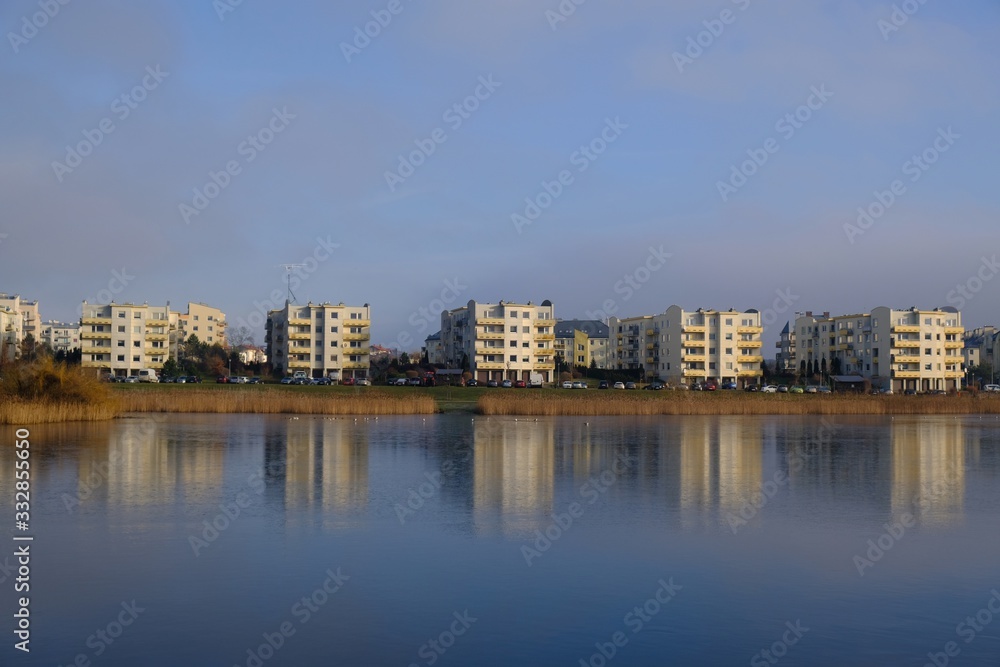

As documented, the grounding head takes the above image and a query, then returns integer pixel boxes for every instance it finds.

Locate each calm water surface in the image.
[2,414,999,666]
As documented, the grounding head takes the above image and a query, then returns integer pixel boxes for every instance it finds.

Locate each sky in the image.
[1,0,998,352]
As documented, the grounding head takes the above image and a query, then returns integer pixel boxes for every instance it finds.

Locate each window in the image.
[133,341,140,347]
[330,312,338,319]
[134,326,141,334]
[725,333,733,340]
[725,318,733,326]
[315,355,322,361]
[330,326,338,333]
[522,342,529,348]
[117,312,125,318]
[118,325,125,333]
[194,315,200,321]
[709,348,716,355]
[117,340,125,347]
[726,362,733,370]
[208,326,213,332]
[510,311,518,318]
[509,341,517,347]
[709,362,716,370]
[522,326,530,333]
[117,355,125,361]
[925,363,932,370]
[522,357,530,363]
[509,326,517,333]
[925,348,932,355]
[509,355,516,362]
[132,355,140,362]
[925,333,931,340]
[725,348,732,355]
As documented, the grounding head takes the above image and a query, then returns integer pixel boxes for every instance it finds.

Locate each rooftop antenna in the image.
[278,264,306,304]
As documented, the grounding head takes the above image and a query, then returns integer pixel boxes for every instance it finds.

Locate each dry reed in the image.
[115,388,437,415]
[476,393,1000,416]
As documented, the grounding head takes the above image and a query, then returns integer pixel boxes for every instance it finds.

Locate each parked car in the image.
[342,378,356,386]
[625,382,637,390]
[407,377,422,386]
[356,378,371,387]
[805,386,819,394]
[721,382,738,390]
[314,377,331,385]
[501,379,513,388]
[124,376,139,383]
[487,380,499,388]
[904,388,917,395]
[645,381,665,390]
[789,386,804,394]
[280,377,293,384]
[598,381,609,389]
[173,376,186,384]
[777,385,789,393]
[217,376,228,384]
[818,386,832,394]
[613,381,625,390]
[744,385,759,392]
[572,381,586,389]
[249,377,262,385]
[514,380,527,388]
[985,384,1000,393]
[187,376,202,383]
[673,383,689,391]
[562,381,574,389]
[466,379,478,387]
[761,385,778,393]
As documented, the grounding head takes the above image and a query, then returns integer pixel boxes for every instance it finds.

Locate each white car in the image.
[761,385,778,393]
[562,381,573,389]
[985,384,1000,393]
[572,381,586,389]
[613,382,625,390]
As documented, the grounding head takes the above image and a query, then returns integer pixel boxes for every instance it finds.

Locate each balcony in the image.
[476,347,505,356]
[532,349,552,356]
[347,319,370,327]
[478,317,504,326]
[144,347,167,356]
[343,333,370,341]
[682,369,704,378]
[892,325,920,333]
[944,358,960,366]
[740,340,763,348]
[944,341,963,349]
[945,371,963,379]
[288,360,311,369]
[893,339,920,348]
[737,326,762,335]
[343,361,370,370]
[82,317,111,325]
[288,318,311,326]
[536,333,555,341]
[81,346,110,355]
[683,354,706,363]
[894,355,920,364]
[81,331,111,339]
[477,362,504,370]
[682,324,705,333]
[646,329,658,336]
[893,370,920,379]
[534,363,555,371]
[144,332,168,342]
[737,369,763,377]
[477,331,504,340]
[944,326,964,335]
[684,339,706,347]
[81,360,108,368]
[146,361,164,369]
[145,319,168,327]
[534,319,556,327]
[288,333,311,341]
[737,355,763,364]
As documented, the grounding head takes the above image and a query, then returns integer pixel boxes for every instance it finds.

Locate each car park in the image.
[613,381,625,390]
[598,381,609,389]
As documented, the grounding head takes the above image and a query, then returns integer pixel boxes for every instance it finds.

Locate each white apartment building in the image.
[609,306,764,386]
[266,302,371,379]
[423,331,445,365]
[171,302,227,358]
[794,307,964,392]
[0,306,18,361]
[439,300,556,383]
[80,302,171,376]
[554,320,610,369]
[774,321,796,373]
[40,320,81,354]
[0,293,41,356]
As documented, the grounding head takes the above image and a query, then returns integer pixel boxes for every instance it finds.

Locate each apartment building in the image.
[439,300,556,383]
[423,331,445,365]
[554,319,609,369]
[79,302,171,376]
[266,302,371,379]
[0,306,18,361]
[963,326,998,378]
[170,302,227,358]
[609,306,764,386]
[40,320,81,354]
[774,321,796,373]
[0,293,41,355]
[794,307,964,392]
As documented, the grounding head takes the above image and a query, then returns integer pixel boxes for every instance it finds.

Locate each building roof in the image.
[555,319,609,339]
[425,331,441,342]
[780,321,790,334]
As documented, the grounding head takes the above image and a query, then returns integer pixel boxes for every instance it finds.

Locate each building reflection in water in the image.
[891,418,965,525]
[279,419,369,526]
[472,419,554,536]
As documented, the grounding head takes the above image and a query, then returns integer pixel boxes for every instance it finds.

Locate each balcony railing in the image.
[288,318,311,326]
[82,317,111,325]
[287,360,311,369]
[894,355,920,364]
[343,333,370,341]
[533,363,555,371]
[535,333,555,341]
[81,346,110,355]
[944,326,964,335]
[737,326,762,334]
[81,331,112,339]
[144,332,168,341]
[683,354,706,363]
[944,341,963,349]
[288,333,311,340]
[740,340,763,348]
[477,362,504,370]
[893,339,920,348]
[684,339,706,347]
[477,331,504,340]
[737,355,764,364]
[893,370,920,378]
[478,317,504,326]
[343,361,370,370]
[892,325,920,333]
[476,347,505,356]
[534,319,556,327]
[682,325,705,333]
[682,369,703,377]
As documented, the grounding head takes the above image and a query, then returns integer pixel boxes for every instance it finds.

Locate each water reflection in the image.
[891,418,965,524]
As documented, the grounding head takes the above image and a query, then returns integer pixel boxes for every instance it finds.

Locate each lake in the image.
[2,414,999,666]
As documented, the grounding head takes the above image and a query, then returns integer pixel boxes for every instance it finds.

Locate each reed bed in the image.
[476,392,1000,416]
[0,358,120,424]
[0,398,121,425]
[116,388,437,415]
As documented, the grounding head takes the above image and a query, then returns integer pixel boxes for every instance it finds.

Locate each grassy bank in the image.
[114,385,436,415]
[476,391,1000,416]
[0,359,119,425]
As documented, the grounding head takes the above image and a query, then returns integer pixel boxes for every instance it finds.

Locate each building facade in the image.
[0,293,41,357]
[609,306,764,386]
[554,319,609,369]
[774,321,796,374]
[266,302,371,379]
[439,300,556,383]
[80,302,171,376]
[0,306,18,361]
[40,320,81,354]
[794,307,964,391]
[423,331,445,365]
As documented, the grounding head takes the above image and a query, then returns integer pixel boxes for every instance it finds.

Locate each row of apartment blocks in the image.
[265,302,372,380]
[775,307,966,392]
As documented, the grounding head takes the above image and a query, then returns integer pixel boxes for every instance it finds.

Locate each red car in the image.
[514,380,527,388]
[216,376,228,383]
[341,377,355,386]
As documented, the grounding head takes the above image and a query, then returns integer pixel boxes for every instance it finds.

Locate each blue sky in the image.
[1,0,998,349]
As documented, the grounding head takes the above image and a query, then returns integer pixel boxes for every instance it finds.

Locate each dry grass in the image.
[476,392,1000,416]
[0,359,120,424]
[116,387,437,415]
